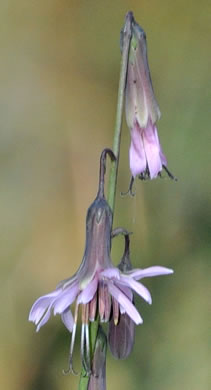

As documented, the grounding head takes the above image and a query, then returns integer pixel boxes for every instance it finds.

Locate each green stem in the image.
[107,12,132,212]
[78,319,99,389]
[78,12,132,390]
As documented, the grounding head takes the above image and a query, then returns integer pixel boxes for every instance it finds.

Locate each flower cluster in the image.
[29,13,176,385]
[29,149,173,374]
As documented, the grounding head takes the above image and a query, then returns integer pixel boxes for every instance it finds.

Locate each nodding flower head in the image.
[124,14,176,195]
[29,148,173,374]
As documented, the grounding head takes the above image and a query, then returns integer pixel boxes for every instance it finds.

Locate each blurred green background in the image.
[1,1,210,389]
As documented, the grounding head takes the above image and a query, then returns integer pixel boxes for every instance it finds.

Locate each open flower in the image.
[29,250,173,370]
[29,149,173,373]
[124,14,176,194]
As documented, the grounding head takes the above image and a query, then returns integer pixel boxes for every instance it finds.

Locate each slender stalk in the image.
[107,12,133,212]
[78,12,132,390]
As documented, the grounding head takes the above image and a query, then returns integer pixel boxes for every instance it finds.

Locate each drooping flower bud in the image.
[125,19,160,129]
[108,311,135,360]
[123,13,176,194]
[108,229,135,359]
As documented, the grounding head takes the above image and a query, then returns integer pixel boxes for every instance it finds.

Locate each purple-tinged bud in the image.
[125,18,160,130]
[108,311,135,360]
[108,229,135,359]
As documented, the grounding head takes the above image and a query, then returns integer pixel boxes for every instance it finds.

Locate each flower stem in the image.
[78,319,99,390]
[107,12,133,213]
[78,12,132,390]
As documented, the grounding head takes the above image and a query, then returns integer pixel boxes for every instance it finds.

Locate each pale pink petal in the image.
[53,283,79,315]
[77,275,98,304]
[143,122,162,178]
[36,305,52,332]
[119,305,125,314]
[100,268,120,280]
[29,290,61,324]
[107,282,143,325]
[129,123,146,177]
[56,274,77,290]
[153,128,167,166]
[160,149,167,166]
[61,308,74,332]
[115,284,133,315]
[118,277,152,304]
[128,266,174,280]
[114,282,133,300]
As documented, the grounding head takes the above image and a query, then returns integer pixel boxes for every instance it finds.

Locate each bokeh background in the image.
[1,1,210,389]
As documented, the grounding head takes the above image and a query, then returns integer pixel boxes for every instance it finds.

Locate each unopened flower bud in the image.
[108,230,135,359]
